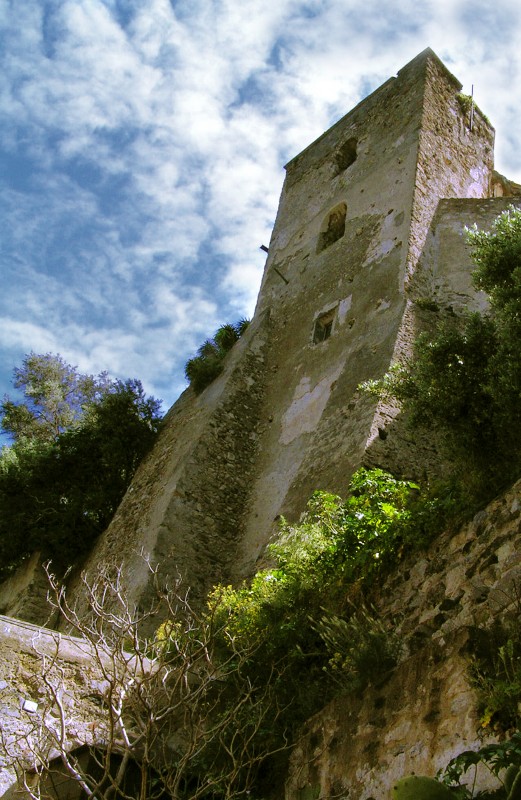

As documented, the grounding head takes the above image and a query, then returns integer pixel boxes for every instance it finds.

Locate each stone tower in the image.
[72,48,501,615]
[4,49,521,800]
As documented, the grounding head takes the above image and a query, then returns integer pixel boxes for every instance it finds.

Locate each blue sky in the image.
[2,0,521,420]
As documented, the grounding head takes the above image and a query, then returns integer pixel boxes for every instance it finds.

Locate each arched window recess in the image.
[317,202,347,252]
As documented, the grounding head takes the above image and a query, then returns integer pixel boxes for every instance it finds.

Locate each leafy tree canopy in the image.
[1,352,112,445]
[0,355,162,577]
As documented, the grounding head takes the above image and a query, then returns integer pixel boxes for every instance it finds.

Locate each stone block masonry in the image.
[0,616,111,796]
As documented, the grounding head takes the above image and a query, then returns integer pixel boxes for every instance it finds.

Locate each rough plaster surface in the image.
[280,366,344,445]
[285,479,521,800]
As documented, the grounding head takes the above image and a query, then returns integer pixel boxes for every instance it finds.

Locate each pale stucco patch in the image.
[337,295,353,324]
[280,366,343,445]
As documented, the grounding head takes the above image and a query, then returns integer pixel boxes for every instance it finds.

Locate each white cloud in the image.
[1,0,521,414]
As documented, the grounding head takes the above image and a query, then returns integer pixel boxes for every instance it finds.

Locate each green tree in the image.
[1,352,111,444]
[0,358,162,576]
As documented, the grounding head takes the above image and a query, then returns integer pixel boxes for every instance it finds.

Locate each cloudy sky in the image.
[1,0,521,419]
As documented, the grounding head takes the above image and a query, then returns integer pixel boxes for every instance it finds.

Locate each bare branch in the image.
[1,559,292,800]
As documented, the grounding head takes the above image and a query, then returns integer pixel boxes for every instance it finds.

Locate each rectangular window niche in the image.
[313,307,337,344]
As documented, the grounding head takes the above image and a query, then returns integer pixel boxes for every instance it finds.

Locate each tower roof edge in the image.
[398,47,462,91]
[284,49,463,172]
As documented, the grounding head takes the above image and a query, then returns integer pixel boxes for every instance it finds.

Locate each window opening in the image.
[313,308,336,344]
[335,138,357,174]
[317,203,347,252]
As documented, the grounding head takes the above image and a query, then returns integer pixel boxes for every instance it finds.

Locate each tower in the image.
[74,49,499,617]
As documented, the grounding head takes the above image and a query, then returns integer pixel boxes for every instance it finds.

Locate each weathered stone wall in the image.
[66,49,440,611]
[64,311,270,624]
[235,49,495,577]
[34,49,503,615]
[0,616,109,797]
[365,53,495,478]
[285,479,521,800]
[364,195,521,478]
[236,56,424,572]
[417,196,521,314]
[406,55,493,283]
[0,553,53,625]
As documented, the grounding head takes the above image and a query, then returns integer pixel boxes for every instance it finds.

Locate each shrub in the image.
[314,606,402,691]
[185,319,250,394]
[206,468,437,757]
[470,611,521,733]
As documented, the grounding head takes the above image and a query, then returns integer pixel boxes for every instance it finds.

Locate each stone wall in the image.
[0,616,109,797]
[64,310,270,626]
[365,53,494,478]
[234,49,495,579]
[72,49,442,612]
[406,54,493,283]
[285,479,521,800]
[0,553,52,625]
[363,195,521,478]
[418,196,521,314]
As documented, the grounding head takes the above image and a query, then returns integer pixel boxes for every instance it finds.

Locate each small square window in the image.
[313,308,336,344]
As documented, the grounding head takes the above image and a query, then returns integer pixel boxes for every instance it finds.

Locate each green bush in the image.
[185,319,250,394]
[314,606,402,691]
[155,468,457,797]
[203,469,439,761]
